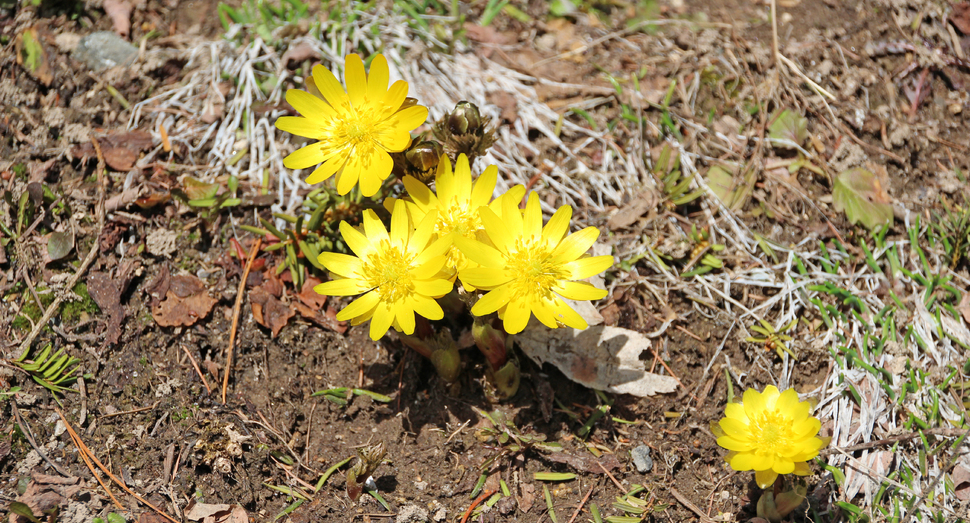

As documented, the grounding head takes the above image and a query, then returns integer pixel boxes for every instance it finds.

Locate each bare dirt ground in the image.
[2,0,970,522]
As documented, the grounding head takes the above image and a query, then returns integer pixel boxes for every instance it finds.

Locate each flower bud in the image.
[448,101,482,136]
[405,140,443,173]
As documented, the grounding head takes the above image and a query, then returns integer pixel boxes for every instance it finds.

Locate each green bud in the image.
[756,481,807,523]
[472,317,507,371]
[346,441,386,501]
[448,101,482,136]
[485,358,520,401]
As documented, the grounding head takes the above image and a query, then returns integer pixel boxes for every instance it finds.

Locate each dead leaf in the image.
[88,261,139,345]
[250,287,294,337]
[71,131,154,171]
[463,23,512,45]
[293,301,347,334]
[832,167,893,230]
[951,2,970,34]
[137,513,170,523]
[16,27,53,87]
[152,274,218,327]
[103,0,133,38]
[607,190,657,230]
[281,42,320,67]
[486,90,518,124]
[10,472,81,523]
[516,482,535,513]
[515,322,679,397]
[296,276,327,309]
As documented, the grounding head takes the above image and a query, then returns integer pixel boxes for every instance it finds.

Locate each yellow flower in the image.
[314,200,453,340]
[276,54,428,197]
[454,192,613,334]
[386,154,526,281]
[713,386,829,489]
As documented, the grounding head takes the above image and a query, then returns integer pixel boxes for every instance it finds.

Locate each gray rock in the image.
[631,445,653,473]
[395,504,429,523]
[73,31,138,71]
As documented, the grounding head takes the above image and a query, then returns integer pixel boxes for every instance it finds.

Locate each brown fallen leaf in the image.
[71,131,154,171]
[958,291,970,325]
[184,501,248,522]
[10,472,81,523]
[250,286,294,337]
[516,482,536,513]
[296,276,327,309]
[152,274,219,327]
[281,42,321,67]
[293,301,347,334]
[103,0,133,38]
[88,260,140,345]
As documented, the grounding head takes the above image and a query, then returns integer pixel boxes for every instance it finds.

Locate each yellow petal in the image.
[376,127,412,152]
[772,457,795,474]
[387,105,428,133]
[459,268,513,289]
[413,278,453,298]
[531,297,560,329]
[542,205,572,247]
[411,294,443,321]
[453,154,473,202]
[366,54,389,103]
[369,303,395,340]
[775,388,800,415]
[471,165,498,208]
[315,277,369,297]
[335,151,362,195]
[453,235,505,268]
[555,281,607,301]
[337,290,380,320]
[718,418,752,440]
[311,63,349,109]
[755,469,779,489]
[362,209,390,246]
[728,451,760,472]
[344,54,367,108]
[306,152,348,184]
[551,227,599,264]
[717,435,754,452]
[413,255,447,280]
[413,232,452,266]
[286,88,337,119]
[503,297,532,334]
[395,302,416,335]
[389,199,410,247]
[792,417,821,438]
[276,116,324,141]
[724,403,749,424]
[471,285,512,315]
[761,385,781,408]
[318,252,362,278]
[283,142,327,169]
[523,192,543,239]
[548,297,587,330]
[340,221,373,258]
[382,80,408,115]
[479,207,513,255]
[792,461,812,476]
[357,147,394,197]
[743,387,768,419]
[503,191,524,240]
[563,255,613,280]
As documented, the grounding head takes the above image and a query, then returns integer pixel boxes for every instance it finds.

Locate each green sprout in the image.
[13,343,89,399]
[346,441,386,502]
[746,318,798,360]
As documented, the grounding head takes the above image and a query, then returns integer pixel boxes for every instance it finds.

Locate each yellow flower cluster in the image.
[276,53,612,340]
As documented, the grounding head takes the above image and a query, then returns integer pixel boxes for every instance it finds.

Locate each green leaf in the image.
[768,109,808,149]
[47,231,73,261]
[8,502,41,523]
[182,176,220,201]
[832,168,893,231]
[106,513,127,523]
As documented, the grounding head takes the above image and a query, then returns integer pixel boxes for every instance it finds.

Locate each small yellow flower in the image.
[387,154,526,280]
[454,193,613,334]
[314,200,453,340]
[713,386,829,489]
[276,54,428,197]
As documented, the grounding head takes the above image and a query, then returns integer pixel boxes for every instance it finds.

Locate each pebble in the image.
[73,31,138,71]
[631,445,653,473]
[395,504,429,523]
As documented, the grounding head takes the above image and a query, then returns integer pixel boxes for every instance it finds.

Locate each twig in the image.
[566,484,596,523]
[222,237,262,404]
[182,345,212,394]
[460,489,495,523]
[647,342,697,403]
[13,138,106,360]
[55,406,179,523]
[597,460,625,494]
[669,487,717,523]
[770,0,779,68]
[65,416,124,510]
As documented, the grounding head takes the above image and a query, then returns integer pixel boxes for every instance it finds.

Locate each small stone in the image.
[414,480,428,491]
[631,445,653,473]
[949,103,963,115]
[428,500,447,522]
[395,504,429,523]
[73,31,138,71]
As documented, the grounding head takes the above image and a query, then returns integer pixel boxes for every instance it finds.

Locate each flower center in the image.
[505,236,568,300]
[437,201,480,237]
[750,409,793,454]
[362,240,415,303]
